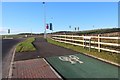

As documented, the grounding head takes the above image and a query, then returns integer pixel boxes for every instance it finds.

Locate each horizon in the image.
[1,27,119,35]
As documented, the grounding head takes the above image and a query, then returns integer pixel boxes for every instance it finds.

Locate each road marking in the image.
[43,58,63,79]
[8,48,16,78]
[3,38,13,39]
[59,55,83,64]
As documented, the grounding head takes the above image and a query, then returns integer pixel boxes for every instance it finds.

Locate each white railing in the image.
[52,35,120,53]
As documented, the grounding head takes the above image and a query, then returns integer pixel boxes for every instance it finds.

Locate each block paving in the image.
[12,58,61,79]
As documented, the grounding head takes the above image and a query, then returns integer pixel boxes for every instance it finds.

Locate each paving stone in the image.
[12,58,60,79]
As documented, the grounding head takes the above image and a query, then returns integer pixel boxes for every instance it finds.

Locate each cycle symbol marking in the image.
[59,55,83,64]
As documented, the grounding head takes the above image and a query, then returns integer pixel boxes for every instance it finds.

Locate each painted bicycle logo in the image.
[59,55,83,64]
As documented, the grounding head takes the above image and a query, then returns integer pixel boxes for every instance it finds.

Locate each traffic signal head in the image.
[46,24,49,29]
[8,29,10,34]
[50,23,52,30]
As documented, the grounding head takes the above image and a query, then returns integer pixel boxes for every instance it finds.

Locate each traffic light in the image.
[50,23,52,30]
[8,29,10,34]
[75,27,76,31]
[78,27,79,31]
[46,24,49,29]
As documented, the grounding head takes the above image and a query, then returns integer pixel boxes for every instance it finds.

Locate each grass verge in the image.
[47,38,119,64]
[16,37,36,52]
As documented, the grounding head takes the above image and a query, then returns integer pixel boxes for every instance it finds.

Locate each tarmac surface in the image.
[2,38,24,78]
[2,39,24,59]
[14,37,78,61]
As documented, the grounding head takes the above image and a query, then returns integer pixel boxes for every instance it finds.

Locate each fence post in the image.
[60,35,61,42]
[89,39,91,51]
[60,35,61,41]
[83,35,85,48]
[98,34,101,52]
[65,34,66,43]
[72,34,73,44]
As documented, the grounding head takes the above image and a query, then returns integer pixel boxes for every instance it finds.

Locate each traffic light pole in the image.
[43,2,46,38]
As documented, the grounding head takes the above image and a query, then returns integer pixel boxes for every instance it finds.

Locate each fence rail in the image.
[52,35,120,53]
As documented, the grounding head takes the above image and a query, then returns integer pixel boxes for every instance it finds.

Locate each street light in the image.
[43,2,46,38]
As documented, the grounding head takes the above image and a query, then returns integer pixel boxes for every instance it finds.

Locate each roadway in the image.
[2,38,25,78]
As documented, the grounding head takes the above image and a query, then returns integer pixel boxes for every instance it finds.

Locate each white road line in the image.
[43,58,63,79]
[8,48,16,78]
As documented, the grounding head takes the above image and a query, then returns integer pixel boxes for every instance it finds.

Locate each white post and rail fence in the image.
[51,34,120,54]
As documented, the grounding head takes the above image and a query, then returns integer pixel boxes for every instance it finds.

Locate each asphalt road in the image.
[2,38,24,78]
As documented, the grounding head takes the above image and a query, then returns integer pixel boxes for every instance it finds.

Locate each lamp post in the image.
[43,2,46,38]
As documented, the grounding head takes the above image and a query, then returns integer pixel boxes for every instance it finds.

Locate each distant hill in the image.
[18,33,40,35]
[17,28,119,36]
[76,28,120,35]
[52,28,120,36]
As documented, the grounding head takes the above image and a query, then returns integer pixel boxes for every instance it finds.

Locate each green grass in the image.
[0,35,2,39]
[47,38,120,64]
[16,37,36,52]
